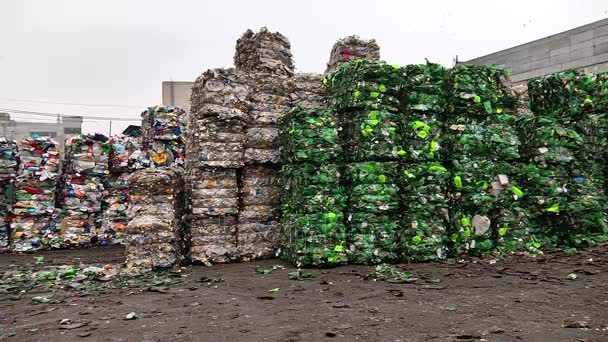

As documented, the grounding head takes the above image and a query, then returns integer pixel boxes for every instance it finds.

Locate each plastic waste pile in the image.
[234,27,294,77]
[445,64,528,255]
[11,136,60,251]
[523,70,608,247]
[141,105,188,168]
[289,73,326,110]
[400,63,451,261]
[186,68,247,263]
[235,27,294,260]
[126,167,185,273]
[100,135,146,245]
[59,134,110,247]
[0,138,18,252]
[326,60,406,264]
[279,108,347,266]
[325,36,380,74]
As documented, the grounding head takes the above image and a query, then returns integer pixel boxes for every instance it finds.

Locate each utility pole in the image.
[109,120,112,136]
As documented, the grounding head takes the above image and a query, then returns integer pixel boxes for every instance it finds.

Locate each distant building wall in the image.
[162,81,194,110]
[0,113,83,143]
[464,18,608,85]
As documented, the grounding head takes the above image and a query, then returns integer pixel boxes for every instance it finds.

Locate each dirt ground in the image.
[1,245,607,342]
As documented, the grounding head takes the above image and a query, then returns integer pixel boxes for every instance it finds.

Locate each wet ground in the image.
[1,244,607,342]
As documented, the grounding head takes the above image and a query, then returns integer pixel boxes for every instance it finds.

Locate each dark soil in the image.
[1,244,607,342]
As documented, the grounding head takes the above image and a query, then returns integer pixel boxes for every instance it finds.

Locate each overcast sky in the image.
[1,0,607,135]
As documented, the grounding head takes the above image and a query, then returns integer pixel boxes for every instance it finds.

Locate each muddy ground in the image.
[1,245,607,342]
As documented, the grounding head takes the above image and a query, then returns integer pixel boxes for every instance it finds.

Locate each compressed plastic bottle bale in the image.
[445,64,517,116]
[9,215,51,252]
[190,68,250,122]
[401,62,447,113]
[64,134,110,175]
[0,138,19,180]
[241,165,280,207]
[280,212,348,267]
[186,167,238,216]
[278,107,343,164]
[326,60,403,113]
[325,36,380,74]
[234,27,294,77]
[288,73,326,110]
[141,105,188,168]
[347,212,401,264]
[188,214,237,264]
[346,161,402,212]
[125,167,185,273]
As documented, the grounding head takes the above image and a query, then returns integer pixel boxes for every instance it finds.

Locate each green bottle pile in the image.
[279,108,348,267]
[523,70,608,247]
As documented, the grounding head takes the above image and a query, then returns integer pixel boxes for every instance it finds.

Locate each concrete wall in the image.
[162,81,193,111]
[0,113,83,143]
[464,18,608,85]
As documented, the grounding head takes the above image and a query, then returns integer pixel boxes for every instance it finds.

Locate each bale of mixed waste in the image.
[125,167,185,273]
[10,136,60,252]
[325,36,380,74]
[234,27,294,77]
[0,138,18,252]
[141,105,188,168]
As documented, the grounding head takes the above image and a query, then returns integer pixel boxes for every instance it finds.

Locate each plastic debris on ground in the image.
[445,64,528,256]
[325,35,380,74]
[141,105,188,168]
[234,27,294,77]
[10,136,60,252]
[126,167,186,274]
[0,138,18,252]
[523,70,608,248]
[279,108,348,267]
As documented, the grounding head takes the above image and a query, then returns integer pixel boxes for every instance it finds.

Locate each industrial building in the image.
[0,112,83,142]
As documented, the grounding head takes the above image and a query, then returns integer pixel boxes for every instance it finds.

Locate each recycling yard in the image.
[1,245,607,342]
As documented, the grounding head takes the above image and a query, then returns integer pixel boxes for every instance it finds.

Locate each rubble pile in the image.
[11,136,60,251]
[445,64,528,255]
[126,167,185,273]
[0,138,18,252]
[325,36,380,74]
[141,105,188,168]
[60,134,110,247]
[279,108,347,266]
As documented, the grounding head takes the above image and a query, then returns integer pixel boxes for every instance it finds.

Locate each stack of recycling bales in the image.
[400,63,451,261]
[523,70,608,247]
[235,27,293,260]
[60,134,110,247]
[289,73,326,110]
[0,138,18,252]
[326,60,406,264]
[325,36,380,73]
[10,136,60,252]
[445,64,528,255]
[186,68,247,263]
[141,105,188,168]
[126,167,185,273]
[100,135,144,245]
[279,107,348,266]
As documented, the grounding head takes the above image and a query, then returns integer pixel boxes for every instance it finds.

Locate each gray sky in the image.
[1,0,607,135]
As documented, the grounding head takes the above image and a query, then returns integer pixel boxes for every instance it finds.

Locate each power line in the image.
[0,107,141,122]
[0,97,144,109]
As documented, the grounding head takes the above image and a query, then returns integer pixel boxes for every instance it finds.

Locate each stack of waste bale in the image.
[326,60,405,264]
[60,134,110,247]
[279,107,348,266]
[186,68,248,263]
[234,27,294,77]
[445,64,527,256]
[100,135,144,245]
[126,167,185,273]
[289,73,326,110]
[141,105,188,168]
[0,138,18,252]
[10,136,60,252]
[325,36,380,73]
[523,70,608,248]
[235,27,294,260]
[399,62,451,261]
